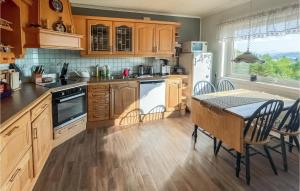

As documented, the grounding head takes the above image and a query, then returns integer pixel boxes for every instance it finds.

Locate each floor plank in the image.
[33,116,299,191]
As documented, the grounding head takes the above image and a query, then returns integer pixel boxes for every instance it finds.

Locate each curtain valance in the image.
[219,3,300,41]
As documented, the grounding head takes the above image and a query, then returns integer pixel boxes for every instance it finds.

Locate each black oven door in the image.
[52,90,87,128]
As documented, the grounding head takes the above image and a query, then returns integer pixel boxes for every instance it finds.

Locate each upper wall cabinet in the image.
[134,23,156,56]
[87,20,113,55]
[155,24,175,55]
[73,15,180,57]
[113,22,135,55]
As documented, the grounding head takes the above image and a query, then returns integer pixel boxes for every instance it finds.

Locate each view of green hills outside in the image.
[232,52,300,80]
[232,34,300,81]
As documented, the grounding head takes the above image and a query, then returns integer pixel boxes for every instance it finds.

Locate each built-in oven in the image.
[52,86,87,129]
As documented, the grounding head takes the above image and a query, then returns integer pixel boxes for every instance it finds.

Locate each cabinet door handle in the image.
[9,168,21,182]
[5,126,19,136]
[41,104,48,111]
[33,128,38,139]
[156,46,158,52]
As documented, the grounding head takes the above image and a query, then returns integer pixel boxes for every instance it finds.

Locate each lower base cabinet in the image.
[110,82,139,119]
[31,100,52,176]
[2,148,33,191]
[166,79,182,111]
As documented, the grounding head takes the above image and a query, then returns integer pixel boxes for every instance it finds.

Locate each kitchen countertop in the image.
[0,83,50,129]
[0,75,188,129]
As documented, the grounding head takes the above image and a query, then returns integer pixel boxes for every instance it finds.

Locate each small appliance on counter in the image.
[173,65,185,75]
[160,59,171,76]
[0,69,21,91]
[138,65,154,76]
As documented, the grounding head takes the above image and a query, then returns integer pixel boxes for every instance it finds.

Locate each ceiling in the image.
[70,0,250,18]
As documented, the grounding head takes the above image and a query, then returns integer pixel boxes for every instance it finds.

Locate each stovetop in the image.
[38,78,85,89]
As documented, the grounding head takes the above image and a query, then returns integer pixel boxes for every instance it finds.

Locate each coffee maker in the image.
[160,59,171,76]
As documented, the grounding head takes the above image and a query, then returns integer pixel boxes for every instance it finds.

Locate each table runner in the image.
[194,89,287,110]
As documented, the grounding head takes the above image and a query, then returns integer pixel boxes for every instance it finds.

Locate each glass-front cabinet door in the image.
[113,22,134,55]
[87,20,113,54]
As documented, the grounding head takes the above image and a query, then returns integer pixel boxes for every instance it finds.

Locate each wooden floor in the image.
[33,115,299,191]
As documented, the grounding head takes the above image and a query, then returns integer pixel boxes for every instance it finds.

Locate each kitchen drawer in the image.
[88,96,109,104]
[89,104,109,111]
[1,148,33,191]
[31,95,51,121]
[0,112,31,186]
[88,91,109,97]
[88,84,109,91]
[54,116,86,146]
[88,111,109,121]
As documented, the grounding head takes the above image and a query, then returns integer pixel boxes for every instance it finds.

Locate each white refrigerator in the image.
[179,52,213,108]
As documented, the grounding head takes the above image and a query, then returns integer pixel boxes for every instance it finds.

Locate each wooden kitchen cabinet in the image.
[73,15,179,56]
[155,24,175,55]
[134,23,156,55]
[88,84,110,121]
[87,20,113,55]
[0,112,31,188]
[166,79,182,111]
[113,21,135,55]
[31,97,52,176]
[1,148,34,191]
[110,82,139,119]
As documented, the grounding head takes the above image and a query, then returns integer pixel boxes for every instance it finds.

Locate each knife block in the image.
[33,73,42,83]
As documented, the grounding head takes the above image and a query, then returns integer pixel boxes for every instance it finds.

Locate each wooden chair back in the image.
[217,79,235,92]
[277,99,300,134]
[193,81,216,96]
[244,100,284,144]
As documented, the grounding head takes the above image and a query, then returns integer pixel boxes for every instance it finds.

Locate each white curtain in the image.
[219,3,300,41]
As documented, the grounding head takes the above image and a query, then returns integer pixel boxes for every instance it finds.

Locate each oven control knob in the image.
[61,92,65,96]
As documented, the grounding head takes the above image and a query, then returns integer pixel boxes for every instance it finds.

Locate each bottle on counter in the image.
[101,66,106,78]
[105,65,111,78]
[96,65,99,78]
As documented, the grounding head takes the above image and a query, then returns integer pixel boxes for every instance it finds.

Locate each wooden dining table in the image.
[191,89,295,153]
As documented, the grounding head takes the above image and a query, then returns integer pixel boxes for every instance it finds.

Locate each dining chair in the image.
[215,100,283,185]
[217,79,235,92]
[238,100,284,185]
[193,81,216,96]
[192,81,217,152]
[270,98,300,171]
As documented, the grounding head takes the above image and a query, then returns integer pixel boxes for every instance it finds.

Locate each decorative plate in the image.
[49,0,63,12]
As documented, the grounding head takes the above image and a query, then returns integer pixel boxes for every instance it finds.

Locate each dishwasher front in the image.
[139,80,166,114]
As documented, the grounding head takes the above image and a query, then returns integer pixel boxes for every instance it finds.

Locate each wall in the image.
[71,6,201,43]
[0,6,201,80]
[10,49,159,81]
[201,0,298,83]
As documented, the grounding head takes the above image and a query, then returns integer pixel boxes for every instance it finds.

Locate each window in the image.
[219,3,300,87]
[231,34,300,84]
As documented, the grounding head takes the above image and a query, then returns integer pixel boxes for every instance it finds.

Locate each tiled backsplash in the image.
[1,48,168,80]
